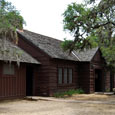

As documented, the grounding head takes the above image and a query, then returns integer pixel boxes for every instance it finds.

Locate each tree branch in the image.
[93,21,115,29]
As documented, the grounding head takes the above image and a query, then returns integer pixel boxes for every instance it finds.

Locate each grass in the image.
[53,89,84,98]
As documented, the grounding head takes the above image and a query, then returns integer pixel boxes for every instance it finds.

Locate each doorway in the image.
[110,72,115,91]
[26,66,33,96]
[95,69,102,92]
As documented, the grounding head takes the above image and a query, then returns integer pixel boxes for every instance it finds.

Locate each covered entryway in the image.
[95,69,103,92]
[26,66,34,96]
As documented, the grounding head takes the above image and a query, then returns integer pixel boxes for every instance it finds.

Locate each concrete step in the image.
[95,92,114,95]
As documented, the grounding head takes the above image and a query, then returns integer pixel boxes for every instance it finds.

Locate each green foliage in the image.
[53,92,65,98]
[86,36,98,48]
[62,0,115,70]
[0,0,25,42]
[0,0,25,64]
[53,89,84,98]
[105,88,110,92]
[61,39,74,51]
[101,46,115,71]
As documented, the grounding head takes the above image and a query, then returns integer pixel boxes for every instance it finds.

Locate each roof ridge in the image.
[17,29,79,61]
[23,29,63,42]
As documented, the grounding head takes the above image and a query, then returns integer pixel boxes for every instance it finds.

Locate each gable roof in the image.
[18,30,99,62]
[0,39,40,64]
[73,47,99,62]
[18,30,79,61]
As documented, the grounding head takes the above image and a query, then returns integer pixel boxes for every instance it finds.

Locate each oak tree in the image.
[62,0,115,70]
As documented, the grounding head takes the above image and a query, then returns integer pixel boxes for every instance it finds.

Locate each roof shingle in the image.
[0,39,40,64]
[73,47,99,61]
[18,30,79,61]
[18,30,99,62]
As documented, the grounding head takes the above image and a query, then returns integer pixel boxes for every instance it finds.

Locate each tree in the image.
[0,0,25,65]
[0,0,24,43]
[62,0,115,71]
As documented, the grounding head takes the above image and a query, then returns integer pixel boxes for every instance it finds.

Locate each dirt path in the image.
[0,97,115,115]
[26,94,115,106]
[68,94,115,101]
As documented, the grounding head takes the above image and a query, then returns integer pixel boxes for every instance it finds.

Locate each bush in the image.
[75,89,84,94]
[53,89,84,98]
[53,92,65,98]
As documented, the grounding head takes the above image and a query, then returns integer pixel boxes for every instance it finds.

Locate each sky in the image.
[8,0,83,40]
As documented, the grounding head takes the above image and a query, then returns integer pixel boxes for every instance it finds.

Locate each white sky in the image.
[8,0,83,40]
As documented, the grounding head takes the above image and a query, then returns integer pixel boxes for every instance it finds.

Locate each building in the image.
[0,39,39,99]
[17,30,111,96]
[0,30,112,99]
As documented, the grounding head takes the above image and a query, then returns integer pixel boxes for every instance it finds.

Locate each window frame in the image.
[64,68,68,84]
[2,63,15,76]
[57,67,73,86]
[68,68,73,84]
[58,67,63,84]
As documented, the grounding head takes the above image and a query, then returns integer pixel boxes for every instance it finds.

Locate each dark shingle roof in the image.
[18,30,79,61]
[73,47,99,62]
[18,30,99,62]
[0,39,40,64]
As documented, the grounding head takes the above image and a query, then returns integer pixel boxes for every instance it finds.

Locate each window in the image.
[69,69,73,84]
[58,68,62,84]
[64,68,67,84]
[58,67,73,85]
[3,64,15,75]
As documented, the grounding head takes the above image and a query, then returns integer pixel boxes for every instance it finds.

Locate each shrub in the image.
[53,89,84,98]
[53,92,65,98]
[75,89,84,94]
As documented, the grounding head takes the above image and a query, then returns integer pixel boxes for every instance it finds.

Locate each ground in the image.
[0,94,115,115]
[67,94,115,101]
